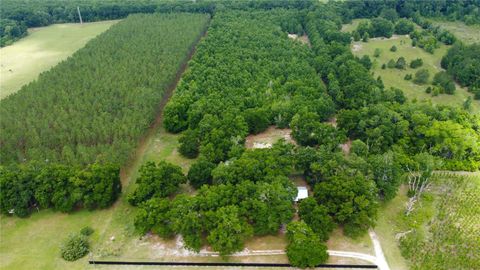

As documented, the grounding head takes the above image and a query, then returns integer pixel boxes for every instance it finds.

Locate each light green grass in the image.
[432,19,480,45]
[351,35,479,113]
[341,19,367,33]
[374,185,410,270]
[0,20,118,99]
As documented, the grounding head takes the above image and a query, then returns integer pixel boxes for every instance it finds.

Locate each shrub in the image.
[373,48,381,57]
[80,226,94,236]
[425,86,432,94]
[362,32,369,42]
[187,158,216,189]
[404,74,412,80]
[395,57,407,69]
[359,55,372,70]
[413,69,430,84]
[178,129,200,158]
[352,31,360,42]
[381,63,386,69]
[394,18,414,35]
[387,59,396,69]
[390,45,397,52]
[433,71,456,95]
[60,234,89,261]
[410,58,423,68]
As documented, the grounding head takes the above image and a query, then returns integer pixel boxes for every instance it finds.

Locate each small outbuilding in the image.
[294,186,308,202]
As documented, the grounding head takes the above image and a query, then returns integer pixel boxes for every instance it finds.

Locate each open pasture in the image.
[351,35,479,113]
[0,21,117,99]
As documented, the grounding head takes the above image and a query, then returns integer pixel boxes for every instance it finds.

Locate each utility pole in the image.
[77,6,83,24]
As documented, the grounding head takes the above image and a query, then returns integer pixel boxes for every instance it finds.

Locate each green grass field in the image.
[0,20,118,99]
[351,35,479,113]
[432,19,480,44]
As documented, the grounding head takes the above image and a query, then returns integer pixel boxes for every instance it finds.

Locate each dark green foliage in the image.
[368,151,402,200]
[128,161,186,206]
[0,19,27,47]
[132,145,297,254]
[206,205,253,256]
[409,30,439,53]
[212,141,294,185]
[60,234,89,261]
[243,108,270,134]
[357,18,394,38]
[314,172,378,238]
[374,48,381,57]
[404,74,412,80]
[433,71,456,95]
[359,55,372,70]
[409,58,423,69]
[413,68,430,84]
[371,17,394,38]
[134,198,174,238]
[390,45,397,52]
[350,139,369,157]
[291,112,346,148]
[379,8,398,22]
[395,57,407,69]
[286,221,328,268]
[0,162,120,217]
[362,32,369,42]
[352,31,361,41]
[394,18,414,35]
[0,14,210,166]
[298,197,335,241]
[178,129,200,158]
[441,43,480,90]
[387,59,396,68]
[463,97,473,111]
[381,63,386,69]
[80,226,94,237]
[164,10,334,163]
[187,157,215,189]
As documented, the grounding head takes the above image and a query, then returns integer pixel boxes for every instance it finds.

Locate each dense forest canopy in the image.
[0,13,210,166]
[1,0,479,266]
[163,9,334,163]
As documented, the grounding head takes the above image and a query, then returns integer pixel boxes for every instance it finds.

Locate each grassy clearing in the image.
[341,19,368,33]
[0,20,118,99]
[374,185,410,270]
[432,20,480,44]
[351,35,479,113]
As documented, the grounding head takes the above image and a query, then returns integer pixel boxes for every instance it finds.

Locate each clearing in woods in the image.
[0,20,118,99]
[431,19,480,44]
[350,35,479,113]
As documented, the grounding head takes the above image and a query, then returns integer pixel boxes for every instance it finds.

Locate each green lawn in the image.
[351,35,479,113]
[0,20,118,99]
[432,19,480,44]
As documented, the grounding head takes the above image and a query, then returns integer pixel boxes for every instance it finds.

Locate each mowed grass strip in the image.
[0,20,118,99]
[351,35,479,113]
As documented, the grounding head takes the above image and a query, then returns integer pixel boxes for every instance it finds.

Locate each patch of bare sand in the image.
[341,139,352,155]
[287,33,311,46]
[245,126,296,149]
